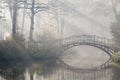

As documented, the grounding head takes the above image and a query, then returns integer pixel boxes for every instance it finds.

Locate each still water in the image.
[0,64,114,80]
[0,46,119,80]
[24,67,112,80]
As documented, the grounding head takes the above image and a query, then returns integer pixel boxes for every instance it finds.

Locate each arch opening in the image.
[59,43,114,56]
[60,45,111,69]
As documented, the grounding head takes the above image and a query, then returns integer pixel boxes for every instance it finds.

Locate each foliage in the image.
[0,33,59,67]
[27,42,58,66]
[31,33,59,60]
[112,52,120,63]
[0,34,30,67]
[112,52,120,71]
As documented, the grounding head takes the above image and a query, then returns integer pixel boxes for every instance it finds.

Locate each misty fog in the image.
[0,0,120,80]
[1,0,119,39]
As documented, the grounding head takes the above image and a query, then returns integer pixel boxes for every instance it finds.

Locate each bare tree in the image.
[12,0,18,34]
[110,0,120,47]
[6,0,27,35]
[5,0,20,34]
[29,0,35,41]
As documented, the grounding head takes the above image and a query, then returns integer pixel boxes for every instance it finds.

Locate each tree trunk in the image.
[12,0,18,34]
[29,0,35,41]
[21,3,26,34]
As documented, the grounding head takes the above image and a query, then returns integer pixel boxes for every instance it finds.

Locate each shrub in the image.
[112,52,120,63]
[0,34,30,66]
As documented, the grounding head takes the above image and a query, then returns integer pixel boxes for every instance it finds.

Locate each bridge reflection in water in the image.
[0,64,113,80]
[23,67,113,80]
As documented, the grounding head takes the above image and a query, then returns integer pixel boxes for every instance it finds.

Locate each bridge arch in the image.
[56,35,117,56]
[55,35,118,70]
[60,43,114,56]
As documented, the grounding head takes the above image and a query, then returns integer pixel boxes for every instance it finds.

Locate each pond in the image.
[0,46,119,80]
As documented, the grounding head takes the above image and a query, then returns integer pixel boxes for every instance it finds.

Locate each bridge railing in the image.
[54,35,117,56]
[57,35,114,47]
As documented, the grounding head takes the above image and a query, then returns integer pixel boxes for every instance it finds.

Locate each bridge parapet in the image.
[57,35,113,47]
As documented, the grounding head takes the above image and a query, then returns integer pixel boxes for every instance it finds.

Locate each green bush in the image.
[112,52,120,70]
[112,52,120,63]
